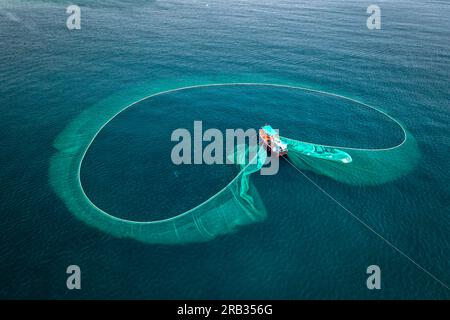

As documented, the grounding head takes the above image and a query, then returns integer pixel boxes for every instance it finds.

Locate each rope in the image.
[281,155,450,292]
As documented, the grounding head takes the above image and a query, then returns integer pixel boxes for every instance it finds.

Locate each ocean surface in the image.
[0,0,449,299]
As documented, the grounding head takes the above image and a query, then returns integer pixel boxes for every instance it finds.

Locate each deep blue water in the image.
[0,0,449,299]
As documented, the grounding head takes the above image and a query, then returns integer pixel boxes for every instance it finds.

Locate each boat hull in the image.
[259,129,288,157]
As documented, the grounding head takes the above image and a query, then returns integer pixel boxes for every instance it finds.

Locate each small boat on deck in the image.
[259,125,288,156]
[289,141,353,164]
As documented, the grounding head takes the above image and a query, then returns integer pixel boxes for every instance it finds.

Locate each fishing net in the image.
[283,132,419,186]
[50,79,420,244]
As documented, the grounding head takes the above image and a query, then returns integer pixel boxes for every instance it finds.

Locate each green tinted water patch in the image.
[50,78,420,244]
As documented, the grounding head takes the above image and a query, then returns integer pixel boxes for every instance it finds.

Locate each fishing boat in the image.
[259,124,352,164]
[259,125,288,156]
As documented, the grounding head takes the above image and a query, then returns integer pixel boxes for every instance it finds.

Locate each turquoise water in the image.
[0,0,449,299]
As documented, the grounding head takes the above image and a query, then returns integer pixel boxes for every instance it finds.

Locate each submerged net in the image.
[50,79,271,244]
[282,129,419,186]
[50,80,420,244]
